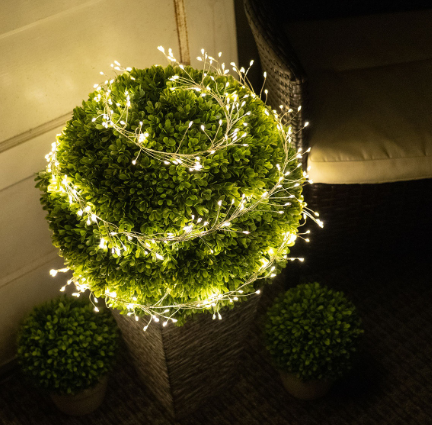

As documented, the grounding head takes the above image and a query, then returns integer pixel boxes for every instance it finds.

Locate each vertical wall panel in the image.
[0,0,178,142]
[187,0,238,68]
[0,126,64,192]
[0,0,92,36]
[0,178,56,279]
[0,257,69,364]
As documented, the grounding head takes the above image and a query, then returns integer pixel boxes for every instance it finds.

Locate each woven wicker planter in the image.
[113,295,261,419]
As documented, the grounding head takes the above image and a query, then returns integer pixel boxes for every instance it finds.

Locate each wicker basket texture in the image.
[244,0,432,269]
[113,294,261,419]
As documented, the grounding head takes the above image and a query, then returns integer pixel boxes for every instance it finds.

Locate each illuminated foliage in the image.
[265,283,363,381]
[17,296,119,395]
[36,62,304,324]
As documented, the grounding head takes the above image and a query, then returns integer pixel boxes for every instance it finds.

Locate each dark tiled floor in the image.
[1,248,431,424]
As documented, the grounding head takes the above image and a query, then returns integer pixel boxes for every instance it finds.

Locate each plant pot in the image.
[113,294,261,419]
[280,372,333,400]
[50,376,108,416]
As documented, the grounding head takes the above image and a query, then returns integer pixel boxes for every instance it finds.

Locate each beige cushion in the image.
[285,10,432,184]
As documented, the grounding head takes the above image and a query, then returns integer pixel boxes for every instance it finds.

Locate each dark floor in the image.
[1,247,431,424]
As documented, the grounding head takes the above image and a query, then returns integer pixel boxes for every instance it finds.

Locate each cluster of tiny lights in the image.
[47,47,323,329]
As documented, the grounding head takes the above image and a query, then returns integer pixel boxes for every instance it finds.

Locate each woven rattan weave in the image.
[113,294,261,419]
[244,0,432,269]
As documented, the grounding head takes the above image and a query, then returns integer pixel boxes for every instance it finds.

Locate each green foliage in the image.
[264,283,363,382]
[17,295,120,395]
[36,64,304,324]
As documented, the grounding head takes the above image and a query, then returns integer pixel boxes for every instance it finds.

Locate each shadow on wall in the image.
[234,0,262,92]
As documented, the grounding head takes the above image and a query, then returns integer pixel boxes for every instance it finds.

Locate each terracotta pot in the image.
[280,372,333,400]
[50,376,108,416]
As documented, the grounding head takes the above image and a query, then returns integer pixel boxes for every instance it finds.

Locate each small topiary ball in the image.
[17,295,120,395]
[264,282,363,382]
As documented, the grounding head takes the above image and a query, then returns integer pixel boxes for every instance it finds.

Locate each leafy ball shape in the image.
[36,64,304,323]
[17,296,120,395]
[264,283,363,381]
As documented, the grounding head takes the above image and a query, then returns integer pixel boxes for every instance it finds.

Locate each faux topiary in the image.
[264,282,363,381]
[17,295,120,395]
[36,50,309,324]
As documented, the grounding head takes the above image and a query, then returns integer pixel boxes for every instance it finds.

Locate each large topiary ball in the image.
[17,295,120,395]
[264,282,363,381]
[36,59,304,323]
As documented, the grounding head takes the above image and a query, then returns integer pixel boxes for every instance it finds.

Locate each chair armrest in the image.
[243,0,308,154]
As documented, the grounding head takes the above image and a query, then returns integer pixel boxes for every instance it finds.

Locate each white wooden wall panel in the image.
[0,178,57,278]
[0,0,178,142]
[0,256,68,363]
[0,0,237,366]
[0,126,64,191]
[0,0,92,36]
[186,0,237,66]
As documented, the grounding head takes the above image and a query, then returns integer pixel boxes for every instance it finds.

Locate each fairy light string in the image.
[47,47,323,328]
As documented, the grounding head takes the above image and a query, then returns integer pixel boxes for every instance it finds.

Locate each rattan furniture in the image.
[244,0,432,269]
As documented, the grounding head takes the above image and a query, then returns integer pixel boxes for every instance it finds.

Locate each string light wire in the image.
[47,47,321,328]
